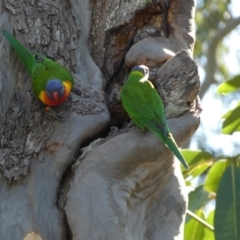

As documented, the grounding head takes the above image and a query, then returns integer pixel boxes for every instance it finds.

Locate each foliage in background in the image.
[183,1,240,239]
[194,0,232,80]
[183,75,240,240]
[191,0,240,155]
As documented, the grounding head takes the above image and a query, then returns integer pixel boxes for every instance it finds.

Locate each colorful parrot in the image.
[121,65,189,169]
[2,30,74,107]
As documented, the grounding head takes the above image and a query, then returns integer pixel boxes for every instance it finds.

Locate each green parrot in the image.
[121,65,189,169]
[2,29,74,107]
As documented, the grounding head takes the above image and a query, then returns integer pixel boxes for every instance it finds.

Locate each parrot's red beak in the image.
[52,92,59,102]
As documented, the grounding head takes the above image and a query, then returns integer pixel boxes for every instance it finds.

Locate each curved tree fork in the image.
[0,0,200,239]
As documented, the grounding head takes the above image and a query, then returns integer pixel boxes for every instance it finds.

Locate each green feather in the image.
[3,30,74,105]
[2,29,35,75]
[121,65,189,169]
[31,57,74,98]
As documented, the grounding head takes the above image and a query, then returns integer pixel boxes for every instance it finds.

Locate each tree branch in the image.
[200,16,240,98]
[186,209,214,231]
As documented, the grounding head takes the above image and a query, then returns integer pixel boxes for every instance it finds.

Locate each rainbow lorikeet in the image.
[2,30,74,107]
[121,65,189,169]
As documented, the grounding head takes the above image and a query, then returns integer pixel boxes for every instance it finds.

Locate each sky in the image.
[189,0,240,157]
[230,0,240,18]
[225,0,240,76]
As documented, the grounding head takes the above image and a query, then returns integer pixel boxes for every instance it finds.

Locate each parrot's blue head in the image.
[131,65,149,81]
[46,79,64,102]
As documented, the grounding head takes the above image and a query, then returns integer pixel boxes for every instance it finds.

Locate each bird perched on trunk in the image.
[121,65,189,169]
[2,30,74,108]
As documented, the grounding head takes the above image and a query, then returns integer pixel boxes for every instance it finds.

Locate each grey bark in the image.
[0,0,200,240]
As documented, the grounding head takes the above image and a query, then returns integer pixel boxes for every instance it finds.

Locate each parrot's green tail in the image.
[159,134,189,169]
[2,30,35,75]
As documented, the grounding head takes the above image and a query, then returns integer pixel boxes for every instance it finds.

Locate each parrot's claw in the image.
[124,120,135,129]
[136,127,146,133]
[124,121,146,133]
[44,107,65,122]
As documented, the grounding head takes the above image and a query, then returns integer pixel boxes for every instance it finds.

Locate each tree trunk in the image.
[0,0,200,239]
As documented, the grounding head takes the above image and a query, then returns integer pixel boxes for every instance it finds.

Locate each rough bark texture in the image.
[0,0,200,239]
[66,114,199,240]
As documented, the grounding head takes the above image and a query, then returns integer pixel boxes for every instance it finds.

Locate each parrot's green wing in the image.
[121,71,167,135]
[2,30,36,75]
[3,29,74,107]
[31,58,74,98]
[121,67,189,169]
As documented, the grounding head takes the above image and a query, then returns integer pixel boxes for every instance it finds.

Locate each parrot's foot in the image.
[44,107,65,121]
[124,121,146,133]
[136,127,146,133]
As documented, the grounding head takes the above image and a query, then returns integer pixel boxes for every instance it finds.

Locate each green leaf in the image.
[182,150,213,178]
[217,75,240,95]
[204,160,228,193]
[181,149,213,165]
[185,180,192,186]
[186,186,209,222]
[203,211,215,240]
[184,209,205,240]
[222,102,240,134]
[187,162,211,179]
[214,166,240,240]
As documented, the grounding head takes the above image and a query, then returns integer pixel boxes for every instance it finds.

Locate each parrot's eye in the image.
[143,68,149,75]
[131,65,149,77]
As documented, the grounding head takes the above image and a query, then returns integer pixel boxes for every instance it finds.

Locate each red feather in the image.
[38,80,72,106]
